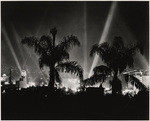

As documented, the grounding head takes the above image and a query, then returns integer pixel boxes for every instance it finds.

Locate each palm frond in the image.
[21,36,38,48]
[90,42,110,59]
[56,61,83,80]
[21,35,53,56]
[90,43,99,57]
[38,54,52,69]
[118,43,141,72]
[126,43,137,56]
[93,65,111,75]
[52,46,69,63]
[124,74,148,91]
[129,75,148,91]
[55,69,62,84]
[35,35,53,56]
[90,39,142,74]
[57,35,80,51]
[84,74,106,86]
[111,36,125,49]
[98,42,111,66]
[84,78,95,86]
[36,35,53,52]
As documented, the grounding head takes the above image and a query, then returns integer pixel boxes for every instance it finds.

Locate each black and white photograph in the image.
[1,1,149,120]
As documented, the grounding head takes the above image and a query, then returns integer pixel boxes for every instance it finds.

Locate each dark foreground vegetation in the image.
[2,86,149,120]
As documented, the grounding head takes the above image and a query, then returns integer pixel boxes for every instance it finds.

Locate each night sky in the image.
[1,1,149,84]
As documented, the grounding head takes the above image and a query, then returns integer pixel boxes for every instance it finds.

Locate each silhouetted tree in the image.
[124,74,148,92]
[21,28,83,91]
[84,65,111,88]
[90,36,143,95]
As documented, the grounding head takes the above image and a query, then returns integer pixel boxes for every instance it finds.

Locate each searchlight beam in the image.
[89,2,117,78]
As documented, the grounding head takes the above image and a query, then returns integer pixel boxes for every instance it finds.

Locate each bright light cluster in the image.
[60,78,80,93]
[27,82,36,87]
[122,88,139,97]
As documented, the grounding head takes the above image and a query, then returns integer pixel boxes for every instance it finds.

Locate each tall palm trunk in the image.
[49,64,55,90]
[112,71,117,95]
[48,28,57,91]
[80,79,85,91]
[112,70,122,95]
[99,83,104,95]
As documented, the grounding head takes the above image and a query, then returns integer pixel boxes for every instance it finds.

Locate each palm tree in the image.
[124,74,148,92]
[84,65,111,88]
[21,27,83,91]
[90,36,143,95]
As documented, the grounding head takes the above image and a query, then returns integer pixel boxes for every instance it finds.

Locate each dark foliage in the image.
[21,28,83,89]
[90,36,144,94]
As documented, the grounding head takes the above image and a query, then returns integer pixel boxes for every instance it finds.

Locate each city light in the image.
[27,82,36,87]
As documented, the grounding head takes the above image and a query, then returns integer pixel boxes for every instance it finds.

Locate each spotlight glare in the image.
[11,24,25,63]
[2,26,22,73]
[88,2,117,78]
[83,2,88,79]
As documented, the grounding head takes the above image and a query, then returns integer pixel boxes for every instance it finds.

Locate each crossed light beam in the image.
[2,24,22,73]
[88,2,117,78]
[11,23,26,65]
[11,25,48,82]
[10,24,35,82]
[83,2,88,79]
